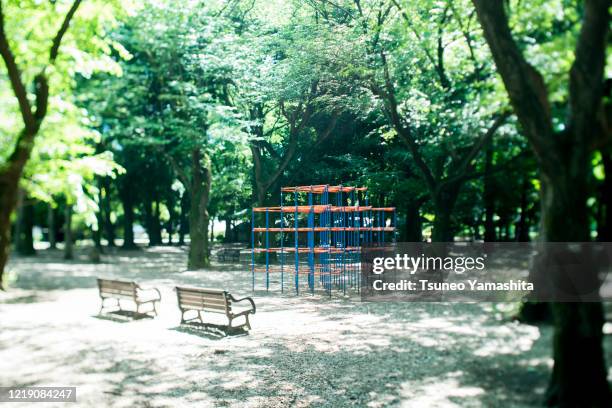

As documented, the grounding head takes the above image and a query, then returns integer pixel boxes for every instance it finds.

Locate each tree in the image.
[472,0,611,405]
[0,0,82,287]
[0,0,126,287]
[83,1,250,268]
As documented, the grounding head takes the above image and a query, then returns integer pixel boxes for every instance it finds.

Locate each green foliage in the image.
[12,0,606,243]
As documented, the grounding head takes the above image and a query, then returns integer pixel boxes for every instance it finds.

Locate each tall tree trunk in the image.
[120,191,137,250]
[188,148,212,269]
[64,204,73,260]
[483,141,496,242]
[13,189,24,250]
[16,193,35,256]
[152,201,162,245]
[225,218,232,242]
[404,200,422,241]
[431,187,459,242]
[597,151,612,241]
[166,200,175,245]
[47,203,56,249]
[101,177,115,247]
[179,193,188,246]
[516,176,530,242]
[144,201,162,246]
[92,223,102,251]
[0,171,21,289]
[472,1,611,403]
[89,227,101,263]
[210,218,214,244]
[536,166,609,406]
[255,183,266,208]
[94,187,103,251]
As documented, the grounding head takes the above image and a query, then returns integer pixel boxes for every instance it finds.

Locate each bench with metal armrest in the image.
[175,286,255,330]
[97,278,161,316]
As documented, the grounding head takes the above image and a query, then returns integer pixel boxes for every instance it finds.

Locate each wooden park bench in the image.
[175,286,256,330]
[97,278,161,316]
[216,248,241,262]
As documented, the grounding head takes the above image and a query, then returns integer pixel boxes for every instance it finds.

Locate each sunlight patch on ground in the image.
[399,374,485,407]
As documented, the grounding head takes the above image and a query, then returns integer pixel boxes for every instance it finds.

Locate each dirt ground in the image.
[1,246,610,407]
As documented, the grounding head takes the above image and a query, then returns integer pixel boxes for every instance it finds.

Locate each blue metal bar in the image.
[280,190,284,293]
[265,208,270,290]
[251,209,255,292]
[294,190,299,294]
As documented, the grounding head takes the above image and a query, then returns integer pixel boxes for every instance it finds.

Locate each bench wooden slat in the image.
[177,293,227,303]
[179,292,223,298]
[100,288,135,295]
[99,281,135,289]
[101,291,135,297]
[177,295,227,305]
[100,281,135,289]
[179,303,228,312]
[177,298,228,309]
[176,287,224,294]
[177,300,228,309]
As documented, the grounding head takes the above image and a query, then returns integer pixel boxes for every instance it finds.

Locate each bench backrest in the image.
[176,286,229,314]
[97,279,137,299]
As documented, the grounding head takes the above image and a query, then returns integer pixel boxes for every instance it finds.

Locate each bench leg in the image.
[99,297,121,315]
[198,311,204,323]
[152,301,158,316]
[228,314,251,331]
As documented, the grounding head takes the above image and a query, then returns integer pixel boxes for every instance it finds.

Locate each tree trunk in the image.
[152,201,162,245]
[255,183,266,208]
[404,200,422,242]
[47,203,56,249]
[0,168,21,288]
[64,204,73,260]
[101,177,115,247]
[120,192,137,250]
[597,151,612,241]
[16,193,35,256]
[92,223,102,251]
[536,167,610,407]
[431,208,453,242]
[471,1,611,403]
[144,201,162,246]
[225,218,232,242]
[188,148,211,269]
[431,187,459,242]
[516,176,530,242]
[89,227,101,263]
[179,193,188,246]
[483,141,496,242]
[210,218,214,244]
[94,188,103,251]
[166,200,175,245]
[13,189,24,249]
